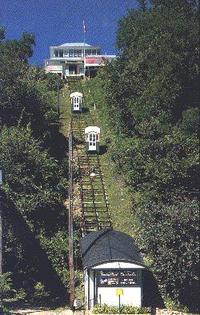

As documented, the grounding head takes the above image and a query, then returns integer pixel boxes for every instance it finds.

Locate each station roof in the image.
[59,42,91,47]
[51,42,100,48]
[81,229,144,269]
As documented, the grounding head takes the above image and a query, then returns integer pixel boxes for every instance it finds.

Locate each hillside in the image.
[83,0,199,311]
[0,0,199,313]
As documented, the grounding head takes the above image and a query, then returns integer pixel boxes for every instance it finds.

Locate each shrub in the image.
[92,304,150,314]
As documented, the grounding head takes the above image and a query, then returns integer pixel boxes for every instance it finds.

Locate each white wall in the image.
[93,262,144,269]
[89,270,95,309]
[97,287,142,307]
[85,262,145,309]
[84,270,88,308]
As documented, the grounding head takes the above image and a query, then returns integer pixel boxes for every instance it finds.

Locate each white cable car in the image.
[70,92,83,112]
[85,126,100,153]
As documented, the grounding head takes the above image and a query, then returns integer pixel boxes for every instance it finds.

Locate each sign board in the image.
[46,65,63,71]
[116,288,124,296]
[85,57,105,65]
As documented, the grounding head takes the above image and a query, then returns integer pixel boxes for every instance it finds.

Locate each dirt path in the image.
[11,309,74,315]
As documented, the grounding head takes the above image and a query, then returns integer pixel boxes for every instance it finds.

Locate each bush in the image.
[0,272,13,298]
[92,304,150,314]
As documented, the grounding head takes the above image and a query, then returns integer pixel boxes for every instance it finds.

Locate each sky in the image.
[0,0,137,65]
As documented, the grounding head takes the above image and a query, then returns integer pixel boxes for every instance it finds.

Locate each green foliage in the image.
[33,282,49,299]
[98,0,199,310]
[40,230,68,285]
[14,288,27,301]
[0,26,5,41]
[0,272,13,297]
[0,127,67,213]
[93,304,149,314]
[0,30,64,142]
[0,126,68,290]
[164,295,189,313]
[0,31,35,62]
[0,28,70,299]
[136,199,199,304]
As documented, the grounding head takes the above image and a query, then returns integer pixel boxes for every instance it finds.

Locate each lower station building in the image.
[81,230,146,309]
[44,42,116,79]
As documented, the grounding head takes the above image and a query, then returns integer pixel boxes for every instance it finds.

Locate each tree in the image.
[136,199,199,311]
[137,0,147,11]
[0,27,5,42]
[0,126,68,292]
[100,0,199,309]
[0,28,70,299]
[0,33,59,141]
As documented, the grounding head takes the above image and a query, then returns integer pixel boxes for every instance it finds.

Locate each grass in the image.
[58,77,137,236]
[81,78,137,238]
[59,84,72,137]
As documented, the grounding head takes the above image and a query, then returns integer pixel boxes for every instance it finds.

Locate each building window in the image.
[64,49,69,56]
[59,50,63,57]
[74,49,82,57]
[69,65,77,74]
[97,270,139,287]
[77,50,82,57]
[69,49,74,57]
[54,49,58,57]
[85,49,91,56]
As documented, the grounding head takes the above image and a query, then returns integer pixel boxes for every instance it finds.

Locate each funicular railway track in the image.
[68,79,112,234]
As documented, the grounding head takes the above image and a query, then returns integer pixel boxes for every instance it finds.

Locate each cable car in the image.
[85,126,100,153]
[70,92,83,112]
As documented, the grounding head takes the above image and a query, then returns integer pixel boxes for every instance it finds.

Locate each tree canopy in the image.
[99,0,199,310]
[0,27,69,298]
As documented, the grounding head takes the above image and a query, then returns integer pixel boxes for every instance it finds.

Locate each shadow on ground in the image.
[2,191,68,305]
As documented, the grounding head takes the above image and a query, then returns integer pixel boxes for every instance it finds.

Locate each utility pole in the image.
[68,121,75,308]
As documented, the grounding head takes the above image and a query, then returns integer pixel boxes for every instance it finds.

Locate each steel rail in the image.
[68,80,112,234]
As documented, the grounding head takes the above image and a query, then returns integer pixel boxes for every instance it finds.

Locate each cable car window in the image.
[93,134,96,146]
[97,270,139,287]
[89,134,93,141]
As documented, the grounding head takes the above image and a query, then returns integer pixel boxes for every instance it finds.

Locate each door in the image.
[69,65,77,75]
[73,96,80,111]
[88,132,97,151]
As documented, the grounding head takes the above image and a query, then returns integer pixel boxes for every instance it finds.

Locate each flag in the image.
[83,20,87,33]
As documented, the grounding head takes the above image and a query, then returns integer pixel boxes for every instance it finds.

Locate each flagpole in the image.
[84,31,85,80]
[83,20,86,80]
